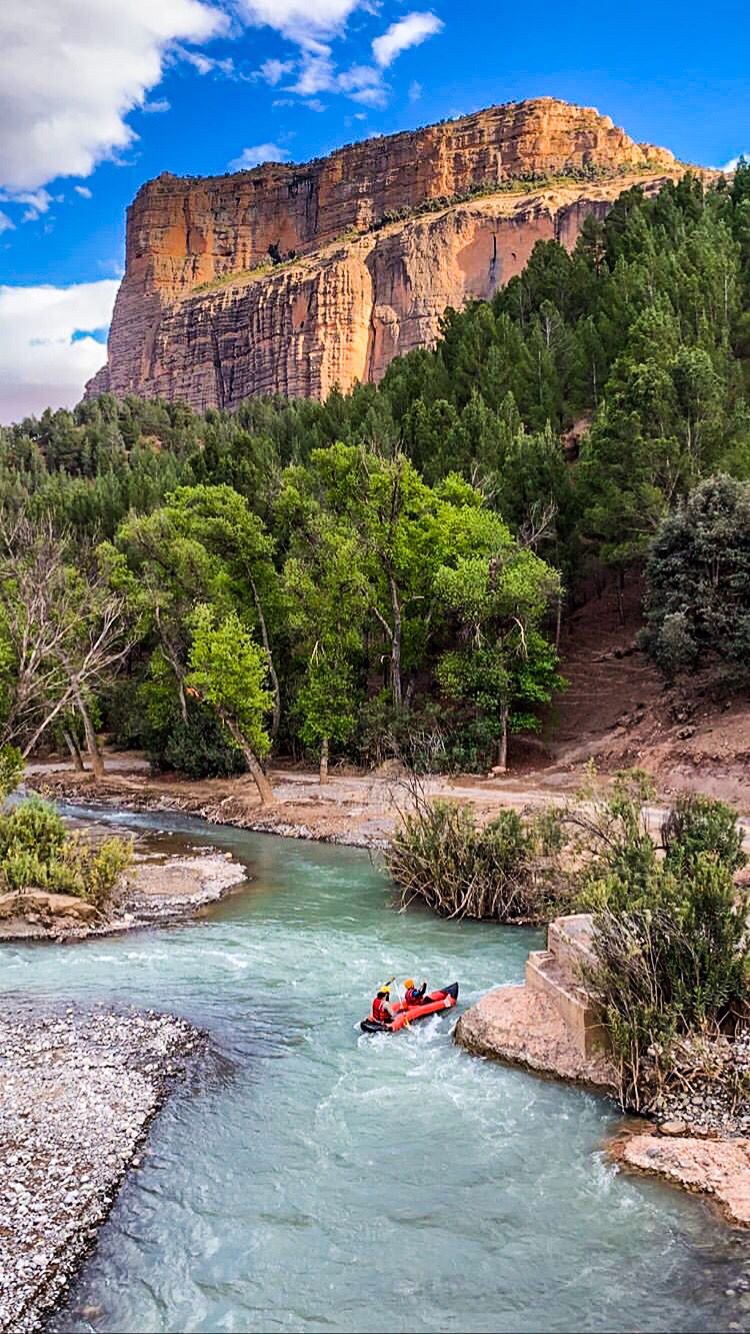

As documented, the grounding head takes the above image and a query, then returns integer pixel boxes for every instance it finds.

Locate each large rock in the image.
[614,1133,750,1227]
[0,889,99,922]
[87,97,685,410]
[454,982,616,1090]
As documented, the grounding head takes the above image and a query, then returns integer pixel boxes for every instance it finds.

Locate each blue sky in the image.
[0,0,748,421]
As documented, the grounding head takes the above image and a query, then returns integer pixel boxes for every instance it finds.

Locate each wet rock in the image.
[616,1134,750,1228]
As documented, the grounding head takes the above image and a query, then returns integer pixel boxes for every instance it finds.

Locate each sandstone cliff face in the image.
[88,98,682,409]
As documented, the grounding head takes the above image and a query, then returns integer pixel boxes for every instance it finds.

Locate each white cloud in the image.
[372,11,443,68]
[0,186,55,223]
[290,48,336,96]
[74,185,93,199]
[0,280,119,423]
[141,98,171,113]
[229,143,290,171]
[305,98,326,113]
[180,48,235,76]
[408,79,422,102]
[257,57,294,85]
[722,155,748,173]
[5,188,54,214]
[0,0,226,191]
[337,63,387,105]
[0,212,14,235]
[238,1,363,45]
[338,64,381,93]
[348,84,387,108]
[290,53,387,104]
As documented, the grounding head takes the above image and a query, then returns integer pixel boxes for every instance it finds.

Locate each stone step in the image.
[525,949,607,1058]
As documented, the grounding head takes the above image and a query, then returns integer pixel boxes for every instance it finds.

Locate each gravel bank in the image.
[0,1006,205,1333]
[0,847,248,943]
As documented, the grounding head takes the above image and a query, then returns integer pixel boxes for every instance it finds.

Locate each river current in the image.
[3,807,750,1333]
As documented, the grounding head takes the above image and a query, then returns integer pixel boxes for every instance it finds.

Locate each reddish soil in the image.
[546,579,750,806]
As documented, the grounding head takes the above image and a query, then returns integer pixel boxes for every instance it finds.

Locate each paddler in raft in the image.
[404,978,427,1006]
[371,984,394,1025]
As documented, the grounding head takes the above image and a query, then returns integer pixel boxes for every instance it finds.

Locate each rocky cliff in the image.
[87,98,685,409]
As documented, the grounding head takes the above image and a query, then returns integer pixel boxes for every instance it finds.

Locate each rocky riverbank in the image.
[611,1131,750,1228]
[0,1006,204,1333]
[22,757,594,853]
[455,930,750,1229]
[0,839,247,943]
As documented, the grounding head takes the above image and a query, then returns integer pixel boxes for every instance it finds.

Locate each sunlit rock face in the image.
[87,98,682,410]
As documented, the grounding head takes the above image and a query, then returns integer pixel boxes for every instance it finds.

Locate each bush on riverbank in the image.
[585,855,750,1109]
[564,770,746,914]
[386,781,566,922]
[569,772,750,1108]
[0,752,132,909]
[389,767,750,1111]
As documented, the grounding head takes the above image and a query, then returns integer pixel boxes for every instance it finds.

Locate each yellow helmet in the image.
[379,985,390,997]
[404,978,415,989]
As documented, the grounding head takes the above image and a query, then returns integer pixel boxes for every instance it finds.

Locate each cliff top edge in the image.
[135,96,681,197]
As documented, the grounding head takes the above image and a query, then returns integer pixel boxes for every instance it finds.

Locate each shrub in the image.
[354,694,500,774]
[661,792,746,874]
[386,782,565,922]
[567,769,662,913]
[586,855,750,1108]
[569,772,747,916]
[44,833,133,907]
[0,796,67,863]
[643,474,750,679]
[0,795,132,907]
[0,745,23,798]
[160,707,247,780]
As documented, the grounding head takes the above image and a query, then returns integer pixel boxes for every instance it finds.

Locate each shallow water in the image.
[4,806,750,1333]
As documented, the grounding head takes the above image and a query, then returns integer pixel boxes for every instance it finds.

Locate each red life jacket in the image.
[372,995,390,1023]
[405,987,421,1006]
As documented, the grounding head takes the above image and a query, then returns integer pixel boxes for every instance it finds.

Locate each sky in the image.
[0,0,748,423]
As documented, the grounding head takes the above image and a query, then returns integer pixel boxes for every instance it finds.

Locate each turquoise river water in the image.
[3,806,750,1333]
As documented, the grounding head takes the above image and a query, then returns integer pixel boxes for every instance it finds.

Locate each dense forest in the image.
[2,166,749,790]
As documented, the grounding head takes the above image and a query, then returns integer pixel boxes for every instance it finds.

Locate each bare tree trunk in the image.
[156,620,188,722]
[242,748,275,807]
[497,704,509,773]
[389,575,402,709]
[218,710,274,806]
[616,567,625,627]
[21,688,76,759]
[250,577,281,740]
[73,685,104,781]
[63,728,85,771]
[319,736,329,785]
[555,593,562,652]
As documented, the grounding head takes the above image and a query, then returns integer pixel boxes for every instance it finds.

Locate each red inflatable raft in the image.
[360,983,459,1033]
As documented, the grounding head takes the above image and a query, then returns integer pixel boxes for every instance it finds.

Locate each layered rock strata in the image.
[87,98,685,409]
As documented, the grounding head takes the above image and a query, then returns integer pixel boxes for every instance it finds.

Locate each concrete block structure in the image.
[525,914,608,1057]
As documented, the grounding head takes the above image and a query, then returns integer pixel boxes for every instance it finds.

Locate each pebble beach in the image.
[0,1007,205,1333]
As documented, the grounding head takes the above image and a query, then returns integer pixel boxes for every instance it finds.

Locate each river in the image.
[3,806,750,1333]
